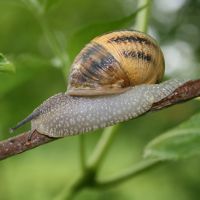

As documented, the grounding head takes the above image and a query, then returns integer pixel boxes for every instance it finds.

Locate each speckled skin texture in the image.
[30,79,186,137]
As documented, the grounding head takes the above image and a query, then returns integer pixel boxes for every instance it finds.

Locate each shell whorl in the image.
[67,30,165,96]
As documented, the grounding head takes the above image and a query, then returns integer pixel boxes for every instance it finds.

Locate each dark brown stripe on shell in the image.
[84,52,118,80]
[80,43,104,62]
[123,50,152,62]
[108,35,156,47]
[82,44,119,80]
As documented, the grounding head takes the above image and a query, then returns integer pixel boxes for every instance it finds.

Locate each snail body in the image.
[11,30,184,138]
[29,79,185,137]
[67,30,165,96]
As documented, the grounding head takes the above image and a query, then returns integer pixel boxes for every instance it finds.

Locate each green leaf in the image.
[67,4,147,59]
[21,0,44,14]
[45,0,63,11]
[0,54,54,96]
[22,0,63,14]
[144,112,200,160]
[0,53,15,73]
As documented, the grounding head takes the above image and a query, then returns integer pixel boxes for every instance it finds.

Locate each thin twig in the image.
[0,79,200,161]
[0,130,55,160]
[151,79,200,110]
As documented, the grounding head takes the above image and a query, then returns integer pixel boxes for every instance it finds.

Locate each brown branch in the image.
[0,131,55,160]
[0,79,200,161]
[152,80,200,110]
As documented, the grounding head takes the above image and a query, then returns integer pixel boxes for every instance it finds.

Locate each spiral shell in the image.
[67,30,165,96]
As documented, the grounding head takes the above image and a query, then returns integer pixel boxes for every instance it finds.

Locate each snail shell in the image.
[67,30,165,96]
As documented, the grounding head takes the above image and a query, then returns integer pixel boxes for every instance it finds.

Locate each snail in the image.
[11,30,186,137]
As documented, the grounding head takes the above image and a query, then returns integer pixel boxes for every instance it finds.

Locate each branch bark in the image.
[0,79,200,161]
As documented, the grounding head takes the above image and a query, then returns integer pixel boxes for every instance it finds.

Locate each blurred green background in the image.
[0,0,200,199]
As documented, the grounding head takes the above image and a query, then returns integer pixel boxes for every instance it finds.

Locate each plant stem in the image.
[135,0,152,33]
[81,0,153,178]
[38,16,68,77]
[74,0,152,177]
[21,0,69,77]
[86,0,153,175]
[96,158,162,188]
[87,125,119,170]
[79,135,86,172]
[60,0,154,198]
